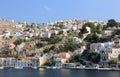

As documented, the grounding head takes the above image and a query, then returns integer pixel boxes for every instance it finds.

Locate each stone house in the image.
[102,30,113,38]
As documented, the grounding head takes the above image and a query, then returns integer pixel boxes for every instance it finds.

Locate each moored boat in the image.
[0,66,4,69]
[32,66,38,69]
[46,66,61,69]
[14,66,23,69]
[97,68,112,70]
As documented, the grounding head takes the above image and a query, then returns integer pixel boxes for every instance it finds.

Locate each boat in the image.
[97,68,112,71]
[0,63,4,69]
[76,65,85,69]
[14,66,23,69]
[111,68,120,71]
[32,66,38,69]
[46,66,61,69]
[46,66,50,69]
[0,66,4,69]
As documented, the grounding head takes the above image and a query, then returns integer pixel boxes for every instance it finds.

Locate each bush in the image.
[44,57,55,66]
[70,54,81,63]
[43,48,50,53]
[13,39,23,45]
[107,19,118,27]
[59,45,65,51]
[85,33,100,43]
[82,22,97,33]
[35,42,45,48]
[64,41,81,52]
[88,52,100,63]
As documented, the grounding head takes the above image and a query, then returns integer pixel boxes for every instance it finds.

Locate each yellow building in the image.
[39,57,45,67]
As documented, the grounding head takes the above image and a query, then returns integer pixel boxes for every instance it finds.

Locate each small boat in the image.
[15,66,23,69]
[0,66,4,69]
[0,63,4,69]
[97,68,112,70]
[32,66,38,69]
[46,66,50,69]
[46,66,61,69]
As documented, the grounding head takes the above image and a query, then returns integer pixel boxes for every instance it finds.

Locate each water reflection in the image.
[0,68,120,77]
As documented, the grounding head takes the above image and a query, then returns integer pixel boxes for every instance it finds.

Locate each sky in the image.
[0,0,120,23]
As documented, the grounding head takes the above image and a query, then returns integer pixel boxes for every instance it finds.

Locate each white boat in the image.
[15,66,23,69]
[46,66,61,69]
[0,66,4,69]
[32,66,38,69]
[111,68,120,71]
[97,68,112,70]
[46,66,50,69]
[51,66,57,69]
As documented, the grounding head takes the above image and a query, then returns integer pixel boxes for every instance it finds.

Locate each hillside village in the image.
[0,19,120,69]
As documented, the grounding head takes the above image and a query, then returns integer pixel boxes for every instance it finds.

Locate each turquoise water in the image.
[0,68,120,77]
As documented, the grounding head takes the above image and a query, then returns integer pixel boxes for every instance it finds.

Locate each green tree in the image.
[81,49,89,60]
[88,52,100,63]
[85,33,100,43]
[43,48,50,53]
[64,41,81,52]
[47,33,62,44]
[79,27,88,34]
[84,34,93,42]
[35,42,45,48]
[0,50,9,55]
[49,46,55,50]
[112,29,120,35]
[13,39,23,45]
[44,57,55,66]
[96,24,102,33]
[70,54,81,63]
[14,53,19,59]
[58,31,63,35]
[59,45,65,51]
[82,22,97,33]
[117,23,120,27]
[107,19,118,27]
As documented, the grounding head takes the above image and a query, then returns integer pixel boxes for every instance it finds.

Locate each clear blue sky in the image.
[0,0,120,23]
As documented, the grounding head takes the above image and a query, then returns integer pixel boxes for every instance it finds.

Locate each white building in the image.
[72,37,81,43]
[13,32,22,37]
[40,32,51,38]
[90,42,114,53]
[16,24,23,28]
